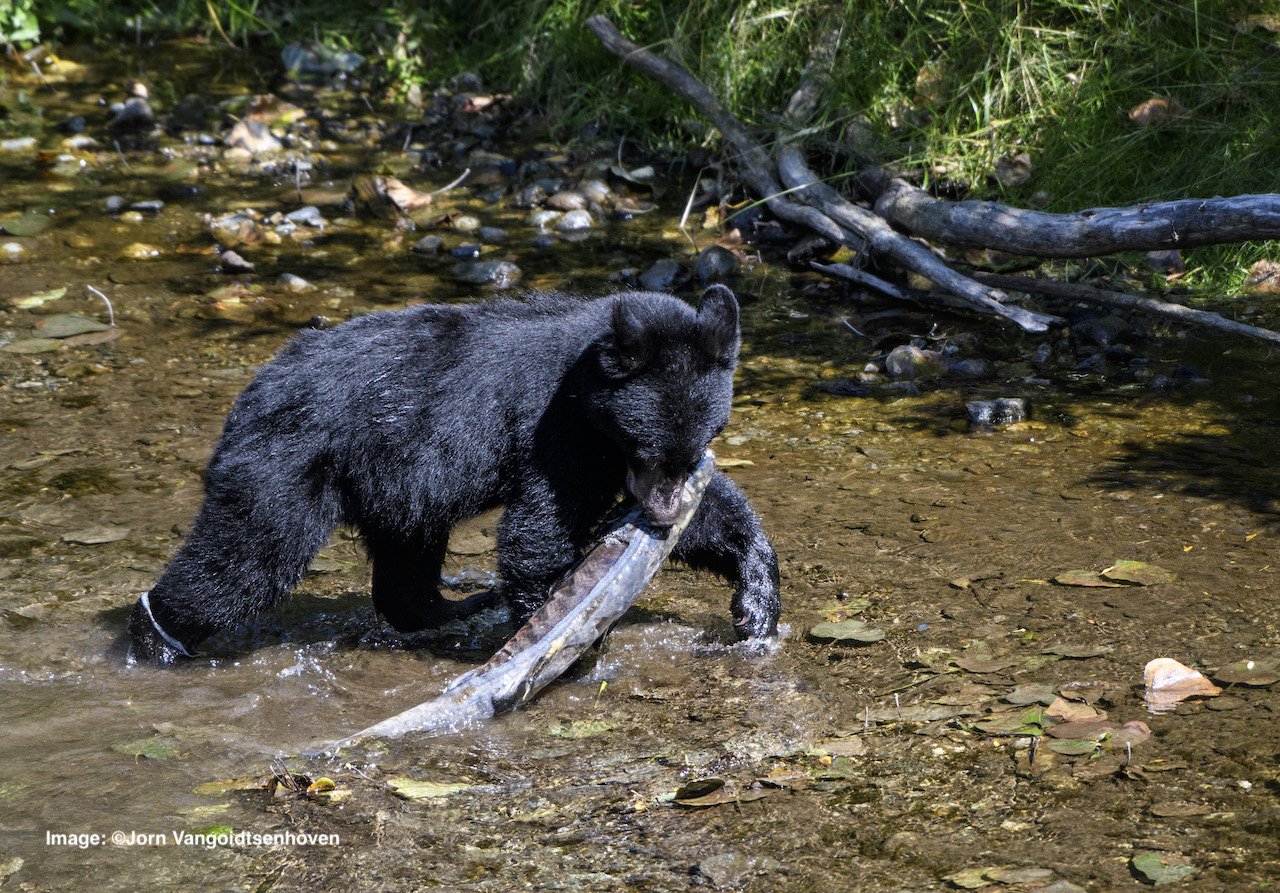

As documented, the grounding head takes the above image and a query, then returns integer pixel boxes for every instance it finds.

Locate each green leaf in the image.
[386,777,472,800]
[1131,852,1197,885]
[1101,559,1176,586]
[0,212,53,236]
[808,619,886,644]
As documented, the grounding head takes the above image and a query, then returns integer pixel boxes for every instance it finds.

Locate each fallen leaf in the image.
[386,777,472,800]
[1045,697,1104,723]
[1144,658,1221,713]
[1053,570,1123,588]
[0,211,53,236]
[547,719,615,739]
[1101,560,1176,586]
[1044,644,1114,659]
[1004,683,1057,706]
[13,287,66,309]
[1213,659,1280,687]
[808,619,885,644]
[1131,852,1196,885]
[62,525,129,545]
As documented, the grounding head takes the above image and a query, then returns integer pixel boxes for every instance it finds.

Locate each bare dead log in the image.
[777,148,1060,331]
[585,15,1055,334]
[874,177,1280,258]
[587,16,1280,344]
[970,272,1280,345]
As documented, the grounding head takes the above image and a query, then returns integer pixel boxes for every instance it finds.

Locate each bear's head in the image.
[594,285,739,527]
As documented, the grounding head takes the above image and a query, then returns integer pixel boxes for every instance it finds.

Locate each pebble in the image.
[885,344,946,379]
[219,250,255,273]
[119,211,145,224]
[109,96,154,131]
[478,226,507,244]
[528,209,562,231]
[0,136,38,152]
[450,244,482,259]
[129,200,165,214]
[451,260,522,288]
[946,358,989,378]
[452,214,482,233]
[510,184,547,208]
[0,242,26,263]
[694,245,739,282]
[546,190,588,212]
[277,273,313,292]
[412,235,444,254]
[105,195,126,214]
[554,209,593,232]
[577,179,613,204]
[285,205,326,226]
[120,242,161,260]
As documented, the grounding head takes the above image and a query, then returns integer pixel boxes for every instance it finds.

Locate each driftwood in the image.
[873,178,1280,258]
[327,453,715,749]
[586,16,1280,343]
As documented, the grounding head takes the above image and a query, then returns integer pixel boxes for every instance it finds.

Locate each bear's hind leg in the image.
[130,479,340,662]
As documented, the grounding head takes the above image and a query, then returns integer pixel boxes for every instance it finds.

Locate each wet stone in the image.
[129,200,165,214]
[967,397,1028,428]
[639,258,686,292]
[695,245,740,282]
[36,315,111,339]
[478,226,507,244]
[450,244,482,259]
[285,205,326,226]
[105,196,126,215]
[452,215,482,233]
[555,209,593,232]
[451,260,521,288]
[0,242,25,263]
[528,209,562,231]
[510,184,547,208]
[277,273,314,292]
[577,179,613,204]
[546,190,588,212]
[412,235,444,254]
[219,251,255,274]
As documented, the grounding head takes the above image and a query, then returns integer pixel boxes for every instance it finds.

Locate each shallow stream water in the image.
[1,41,1278,892]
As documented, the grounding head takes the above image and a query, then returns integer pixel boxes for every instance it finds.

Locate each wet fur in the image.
[129,287,780,662]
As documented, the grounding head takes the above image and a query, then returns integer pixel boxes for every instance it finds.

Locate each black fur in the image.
[129,287,781,663]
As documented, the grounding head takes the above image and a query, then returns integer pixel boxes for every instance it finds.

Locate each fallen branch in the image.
[875,178,1280,258]
[325,452,716,749]
[587,16,1280,345]
[778,147,1060,331]
[585,15,1054,334]
[970,272,1280,345]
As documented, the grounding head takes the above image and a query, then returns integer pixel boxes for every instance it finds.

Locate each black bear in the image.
[129,286,780,663]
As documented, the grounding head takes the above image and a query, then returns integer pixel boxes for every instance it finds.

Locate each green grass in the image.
[21,0,1280,294]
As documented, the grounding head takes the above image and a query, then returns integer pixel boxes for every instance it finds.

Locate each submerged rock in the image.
[695,245,740,282]
[451,260,521,288]
[639,258,686,292]
[966,397,1027,428]
[412,235,444,254]
[554,209,593,232]
[219,250,255,274]
[885,344,946,379]
[546,190,588,212]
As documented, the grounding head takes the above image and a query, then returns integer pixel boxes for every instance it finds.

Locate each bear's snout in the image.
[626,466,683,528]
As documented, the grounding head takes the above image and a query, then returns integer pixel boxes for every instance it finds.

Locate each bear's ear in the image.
[696,284,740,365]
[601,296,651,378]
